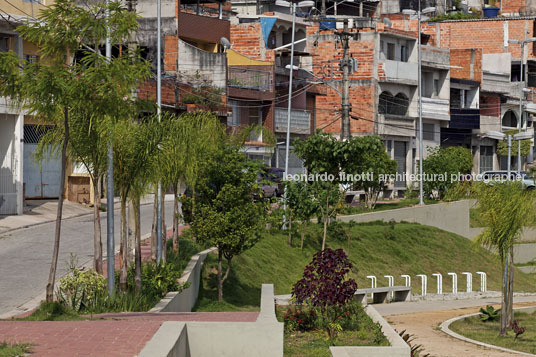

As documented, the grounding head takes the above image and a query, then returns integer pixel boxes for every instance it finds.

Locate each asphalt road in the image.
[0,200,174,317]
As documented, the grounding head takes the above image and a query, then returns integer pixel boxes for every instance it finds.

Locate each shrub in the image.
[57,268,106,312]
[283,305,317,332]
[479,305,500,322]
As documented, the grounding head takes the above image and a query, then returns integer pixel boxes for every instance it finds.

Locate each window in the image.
[0,37,9,52]
[433,79,439,96]
[422,123,435,141]
[25,54,39,64]
[480,146,493,173]
[387,43,395,60]
[380,40,385,58]
[385,140,392,157]
[400,45,407,62]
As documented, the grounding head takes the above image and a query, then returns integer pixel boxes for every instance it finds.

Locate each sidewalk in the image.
[0,194,176,234]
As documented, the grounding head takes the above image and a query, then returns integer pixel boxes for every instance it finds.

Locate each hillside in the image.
[193,221,535,311]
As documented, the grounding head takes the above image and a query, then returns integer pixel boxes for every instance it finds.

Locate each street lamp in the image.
[402,6,435,206]
[508,38,536,173]
[276,0,313,229]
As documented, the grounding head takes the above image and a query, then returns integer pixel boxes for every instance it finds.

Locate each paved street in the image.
[0,200,174,317]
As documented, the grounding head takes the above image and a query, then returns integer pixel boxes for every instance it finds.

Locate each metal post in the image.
[518,43,524,173]
[507,134,512,178]
[282,2,296,230]
[341,19,350,141]
[156,0,163,263]
[105,0,115,296]
[418,10,424,205]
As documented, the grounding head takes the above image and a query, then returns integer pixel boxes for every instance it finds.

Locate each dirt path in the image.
[385,302,536,357]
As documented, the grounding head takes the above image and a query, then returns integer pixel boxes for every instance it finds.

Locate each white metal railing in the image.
[274,107,311,135]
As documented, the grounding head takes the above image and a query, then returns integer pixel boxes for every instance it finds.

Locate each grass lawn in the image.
[469,207,485,228]
[0,341,32,357]
[194,221,535,312]
[275,306,388,356]
[339,198,438,216]
[450,310,536,354]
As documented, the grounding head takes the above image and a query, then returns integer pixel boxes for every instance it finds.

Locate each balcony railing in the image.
[381,60,418,83]
[449,108,480,130]
[422,97,450,121]
[274,107,311,135]
[228,67,272,92]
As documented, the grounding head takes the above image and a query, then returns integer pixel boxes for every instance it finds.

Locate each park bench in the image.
[354,286,411,305]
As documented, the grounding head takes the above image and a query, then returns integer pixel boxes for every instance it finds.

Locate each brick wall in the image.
[502,0,525,14]
[138,79,177,106]
[450,48,482,82]
[164,35,178,72]
[230,23,275,62]
[481,94,501,117]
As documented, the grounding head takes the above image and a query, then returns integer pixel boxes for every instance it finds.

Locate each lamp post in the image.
[156,0,163,263]
[402,6,435,206]
[508,38,536,173]
[275,0,313,229]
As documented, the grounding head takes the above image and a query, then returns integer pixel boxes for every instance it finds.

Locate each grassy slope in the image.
[450,311,536,354]
[194,221,535,311]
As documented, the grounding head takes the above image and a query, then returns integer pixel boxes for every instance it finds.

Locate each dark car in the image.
[265,168,285,196]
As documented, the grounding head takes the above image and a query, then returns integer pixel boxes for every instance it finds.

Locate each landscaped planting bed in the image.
[450,310,536,354]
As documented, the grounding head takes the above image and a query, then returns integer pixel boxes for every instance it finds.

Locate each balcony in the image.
[420,46,450,70]
[274,107,311,135]
[421,97,450,121]
[228,67,272,92]
[178,12,230,44]
[377,114,415,137]
[381,60,418,84]
[178,39,226,89]
[449,108,480,130]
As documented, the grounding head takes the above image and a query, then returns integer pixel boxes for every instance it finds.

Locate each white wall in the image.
[0,113,23,215]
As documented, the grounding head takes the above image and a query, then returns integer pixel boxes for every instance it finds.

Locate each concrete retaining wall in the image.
[140,284,284,357]
[337,200,474,239]
[330,305,410,357]
[150,247,217,313]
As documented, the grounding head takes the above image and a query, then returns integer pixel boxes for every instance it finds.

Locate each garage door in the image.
[23,125,61,198]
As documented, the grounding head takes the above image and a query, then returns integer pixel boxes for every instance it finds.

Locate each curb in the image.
[440,306,536,357]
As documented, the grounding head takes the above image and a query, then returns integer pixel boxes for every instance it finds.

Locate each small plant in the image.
[0,341,32,356]
[397,329,430,357]
[509,320,526,340]
[479,305,501,322]
[283,306,317,332]
[57,258,106,312]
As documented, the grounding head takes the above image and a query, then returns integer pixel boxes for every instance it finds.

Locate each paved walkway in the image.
[376,296,536,357]
[0,312,257,356]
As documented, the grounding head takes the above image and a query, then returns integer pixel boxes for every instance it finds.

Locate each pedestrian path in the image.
[376,296,536,357]
[0,312,258,356]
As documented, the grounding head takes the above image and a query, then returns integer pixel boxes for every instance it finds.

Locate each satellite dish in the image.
[220,37,231,50]
[383,17,392,27]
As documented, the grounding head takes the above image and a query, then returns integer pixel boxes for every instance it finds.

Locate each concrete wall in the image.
[330,305,410,357]
[178,39,226,89]
[151,247,217,313]
[337,199,474,239]
[141,284,284,357]
[0,113,23,215]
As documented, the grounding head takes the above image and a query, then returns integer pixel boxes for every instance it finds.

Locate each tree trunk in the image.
[288,213,292,247]
[500,254,509,336]
[151,190,157,262]
[217,250,223,302]
[322,194,328,250]
[119,194,128,292]
[134,196,142,293]
[507,245,515,326]
[93,176,103,274]
[300,222,306,251]
[45,107,69,303]
[172,183,179,253]
[161,187,167,263]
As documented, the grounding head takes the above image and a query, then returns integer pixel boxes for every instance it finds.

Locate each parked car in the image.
[265,167,285,196]
[476,170,535,189]
[254,171,279,200]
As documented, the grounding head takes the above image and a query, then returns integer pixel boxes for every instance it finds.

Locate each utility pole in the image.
[156,0,163,263]
[321,0,326,17]
[340,19,351,141]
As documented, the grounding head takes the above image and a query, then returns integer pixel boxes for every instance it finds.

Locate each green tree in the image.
[422,146,473,199]
[285,180,318,250]
[496,129,531,157]
[472,181,535,335]
[191,146,266,301]
[158,112,225,254]
[348,136,397,209]
[113,117,162,292]
[0,0,145,301]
